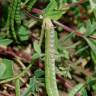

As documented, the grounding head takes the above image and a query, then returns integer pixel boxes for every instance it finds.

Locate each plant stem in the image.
[39,20,45,47]
[44,18,59,96]
[15,78,20,96]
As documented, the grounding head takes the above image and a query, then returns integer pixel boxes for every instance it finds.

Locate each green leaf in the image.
[85,20,96,36]
[87,77,96,87]
[22,69,43,96]
[79,26,86,34]
[89,0,96,12]
[32,53,41,60]
[62,32,75,42]
[57,47,69,59]
[68,83,84,96]
[22,77,39,96]
[0,38,13,46]
[63,49,69,59]
[43,0,67,20]
[83,37,96,54]
[0,63,6,79]
[34,69,44,78]
[44,10,64,20]
[44,0,57,14]
[92,83,96,93]
[91,50,96,65]
[29,77,38,93]
[33,41,41,55]
[30,81,37,95]
[0,59,14,80]
[18,26,29,41]
[80,88,88,96]
[76,46,88,55]
[78,20,96,36]
[32,53,44,60]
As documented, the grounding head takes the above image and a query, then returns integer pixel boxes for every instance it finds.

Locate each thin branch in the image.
[53,20,96,39]
[0,46,32,63]
[14,57,31,76]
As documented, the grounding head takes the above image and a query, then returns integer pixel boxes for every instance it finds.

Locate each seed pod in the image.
[44,18,59,96]
[6,0,13,34]
[27,0,37,11]
[11,0,17,40]
[15,0,21,25]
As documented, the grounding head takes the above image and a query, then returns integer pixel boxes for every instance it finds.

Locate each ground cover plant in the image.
[0,0,96,96]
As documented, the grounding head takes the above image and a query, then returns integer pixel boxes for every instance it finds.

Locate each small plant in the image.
[1,0,96,96]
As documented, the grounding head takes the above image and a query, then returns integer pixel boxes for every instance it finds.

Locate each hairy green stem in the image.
[44,18,59,96]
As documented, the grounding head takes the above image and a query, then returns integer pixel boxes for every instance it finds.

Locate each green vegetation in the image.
[0,0,96,96]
